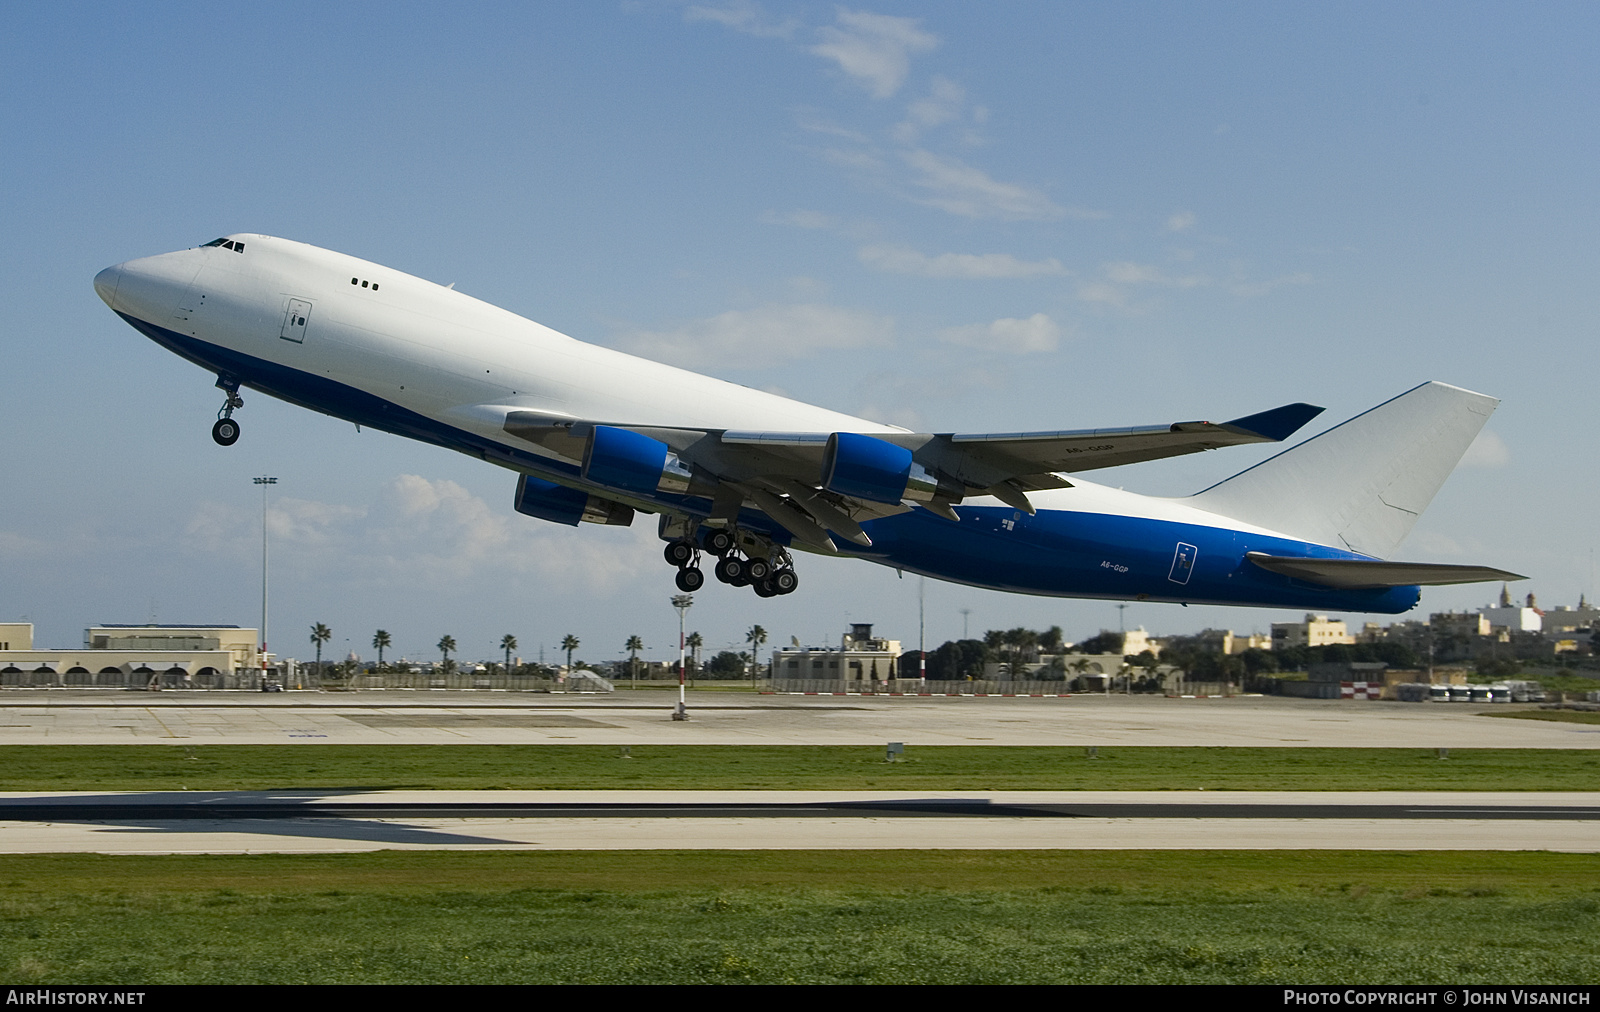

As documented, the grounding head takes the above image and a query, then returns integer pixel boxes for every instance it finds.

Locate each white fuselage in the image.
[96,233,1432,613]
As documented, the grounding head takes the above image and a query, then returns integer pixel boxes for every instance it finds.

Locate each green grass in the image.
[3,744,1598,792]
[1,851,1597,984]
[1524,673,1600,696]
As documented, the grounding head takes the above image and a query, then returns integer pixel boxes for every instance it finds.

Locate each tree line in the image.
[900,627,1424,683]
[299,624,773,681]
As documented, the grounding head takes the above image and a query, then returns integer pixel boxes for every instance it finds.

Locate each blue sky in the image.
[3,2,1595,666]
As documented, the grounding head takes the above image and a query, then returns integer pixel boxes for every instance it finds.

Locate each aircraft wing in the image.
[498,400,1325,552]
[926,402,1325,490]
[1246,553,1526,589]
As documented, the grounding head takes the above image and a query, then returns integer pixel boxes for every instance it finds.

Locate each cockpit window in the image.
[202,238,227,247]
[202,238,246,253]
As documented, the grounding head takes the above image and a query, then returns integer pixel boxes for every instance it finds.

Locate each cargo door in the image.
[1168,542,1197,585]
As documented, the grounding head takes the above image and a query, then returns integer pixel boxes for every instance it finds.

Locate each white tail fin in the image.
[1187,381,1498,558]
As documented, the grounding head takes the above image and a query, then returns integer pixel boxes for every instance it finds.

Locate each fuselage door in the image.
[1168,542,1197,585]
[280,298,312,343]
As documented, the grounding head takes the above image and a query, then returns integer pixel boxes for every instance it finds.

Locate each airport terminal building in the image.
[0,623,264,688]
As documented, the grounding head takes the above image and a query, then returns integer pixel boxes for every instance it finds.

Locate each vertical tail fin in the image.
[1187,381,1498,558]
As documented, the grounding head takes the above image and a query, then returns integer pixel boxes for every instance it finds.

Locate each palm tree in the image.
[686,631,703,676]
[311,623,331,676]
[746,624,768,686]
[561,634,580,676]
[372,630,391,671]
[501,634,517,675]
[438,635,456,673]
[625,634,643,687]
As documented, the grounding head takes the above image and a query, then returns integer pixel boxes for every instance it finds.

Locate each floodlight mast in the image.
[919,576,926,686]
[253,476,277,688]
[671,594,693,720]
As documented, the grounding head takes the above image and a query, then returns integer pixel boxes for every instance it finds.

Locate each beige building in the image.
[0,623,264,688]
[1271,614,1356,650]
[1431,612,1492,638]
[772,623,903,682]
[1540,596,1598,635]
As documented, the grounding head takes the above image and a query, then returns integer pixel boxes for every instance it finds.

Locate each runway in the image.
[0,689,1593,747]
[3,691,1592,854]
[1,790,1595,854]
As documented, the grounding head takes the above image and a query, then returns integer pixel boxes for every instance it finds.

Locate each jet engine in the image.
[514,474,634,526]
[582,425,695,496]
[822,432,953,504]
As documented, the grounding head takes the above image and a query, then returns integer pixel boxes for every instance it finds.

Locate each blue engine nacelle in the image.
[822,432,947,504]
[514,474,634,527]
[583,425,695,497]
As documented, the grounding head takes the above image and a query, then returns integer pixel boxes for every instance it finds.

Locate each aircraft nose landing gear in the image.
[212,376,244,446]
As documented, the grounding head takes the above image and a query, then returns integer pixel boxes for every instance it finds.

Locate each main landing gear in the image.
[212,376,244,446]
[662,527,799,597]
[664,540,705,592]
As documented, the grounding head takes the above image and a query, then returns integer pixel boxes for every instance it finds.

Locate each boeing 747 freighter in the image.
[94,234,1522,610]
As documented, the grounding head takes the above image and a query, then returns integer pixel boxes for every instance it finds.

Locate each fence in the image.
[0,668,615,693]
[318,670,614,692]
[770,678,1078,695]
[0,667,248,690]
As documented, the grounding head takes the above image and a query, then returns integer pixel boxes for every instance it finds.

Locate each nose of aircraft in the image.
[93,264,123,310]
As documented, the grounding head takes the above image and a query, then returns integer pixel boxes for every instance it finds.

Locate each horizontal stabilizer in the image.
[1246,552,1525,590]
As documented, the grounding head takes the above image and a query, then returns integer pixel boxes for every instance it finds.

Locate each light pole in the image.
[253,476,277,689]
[918,576,926,686]
[671,594,693,720]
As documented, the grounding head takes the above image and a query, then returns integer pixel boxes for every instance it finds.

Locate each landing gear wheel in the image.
[674,566,704,592]
[746,558,771,581]
[752,579,778,598]
[212,418,240,446]
[771,568,799,595]
[663,541,694,567]
[702,529,734,556]
[715,556,744,585]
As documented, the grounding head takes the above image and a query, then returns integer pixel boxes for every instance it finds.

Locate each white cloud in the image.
[894,75,970,143]
[940,313,1062,354]
[758,208,839,229]
[818,146,885,172]
[1079,262,1209,306]
[1075,281,1130,308]
[1103,261,1204,288]
[1461,429,1510,468]
[1167,211,1197,232]
[906,75,964,127]
[810,9,938,99]
[1104,261,1170,285]
[792,108,873,143]
[900,149,1072,221]
[1228,272,1312,297]
[184,477,656,595]
[618,303,894,370]
[0,530,53,559]
[685,1,798,39]
[858,244,1069,279]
